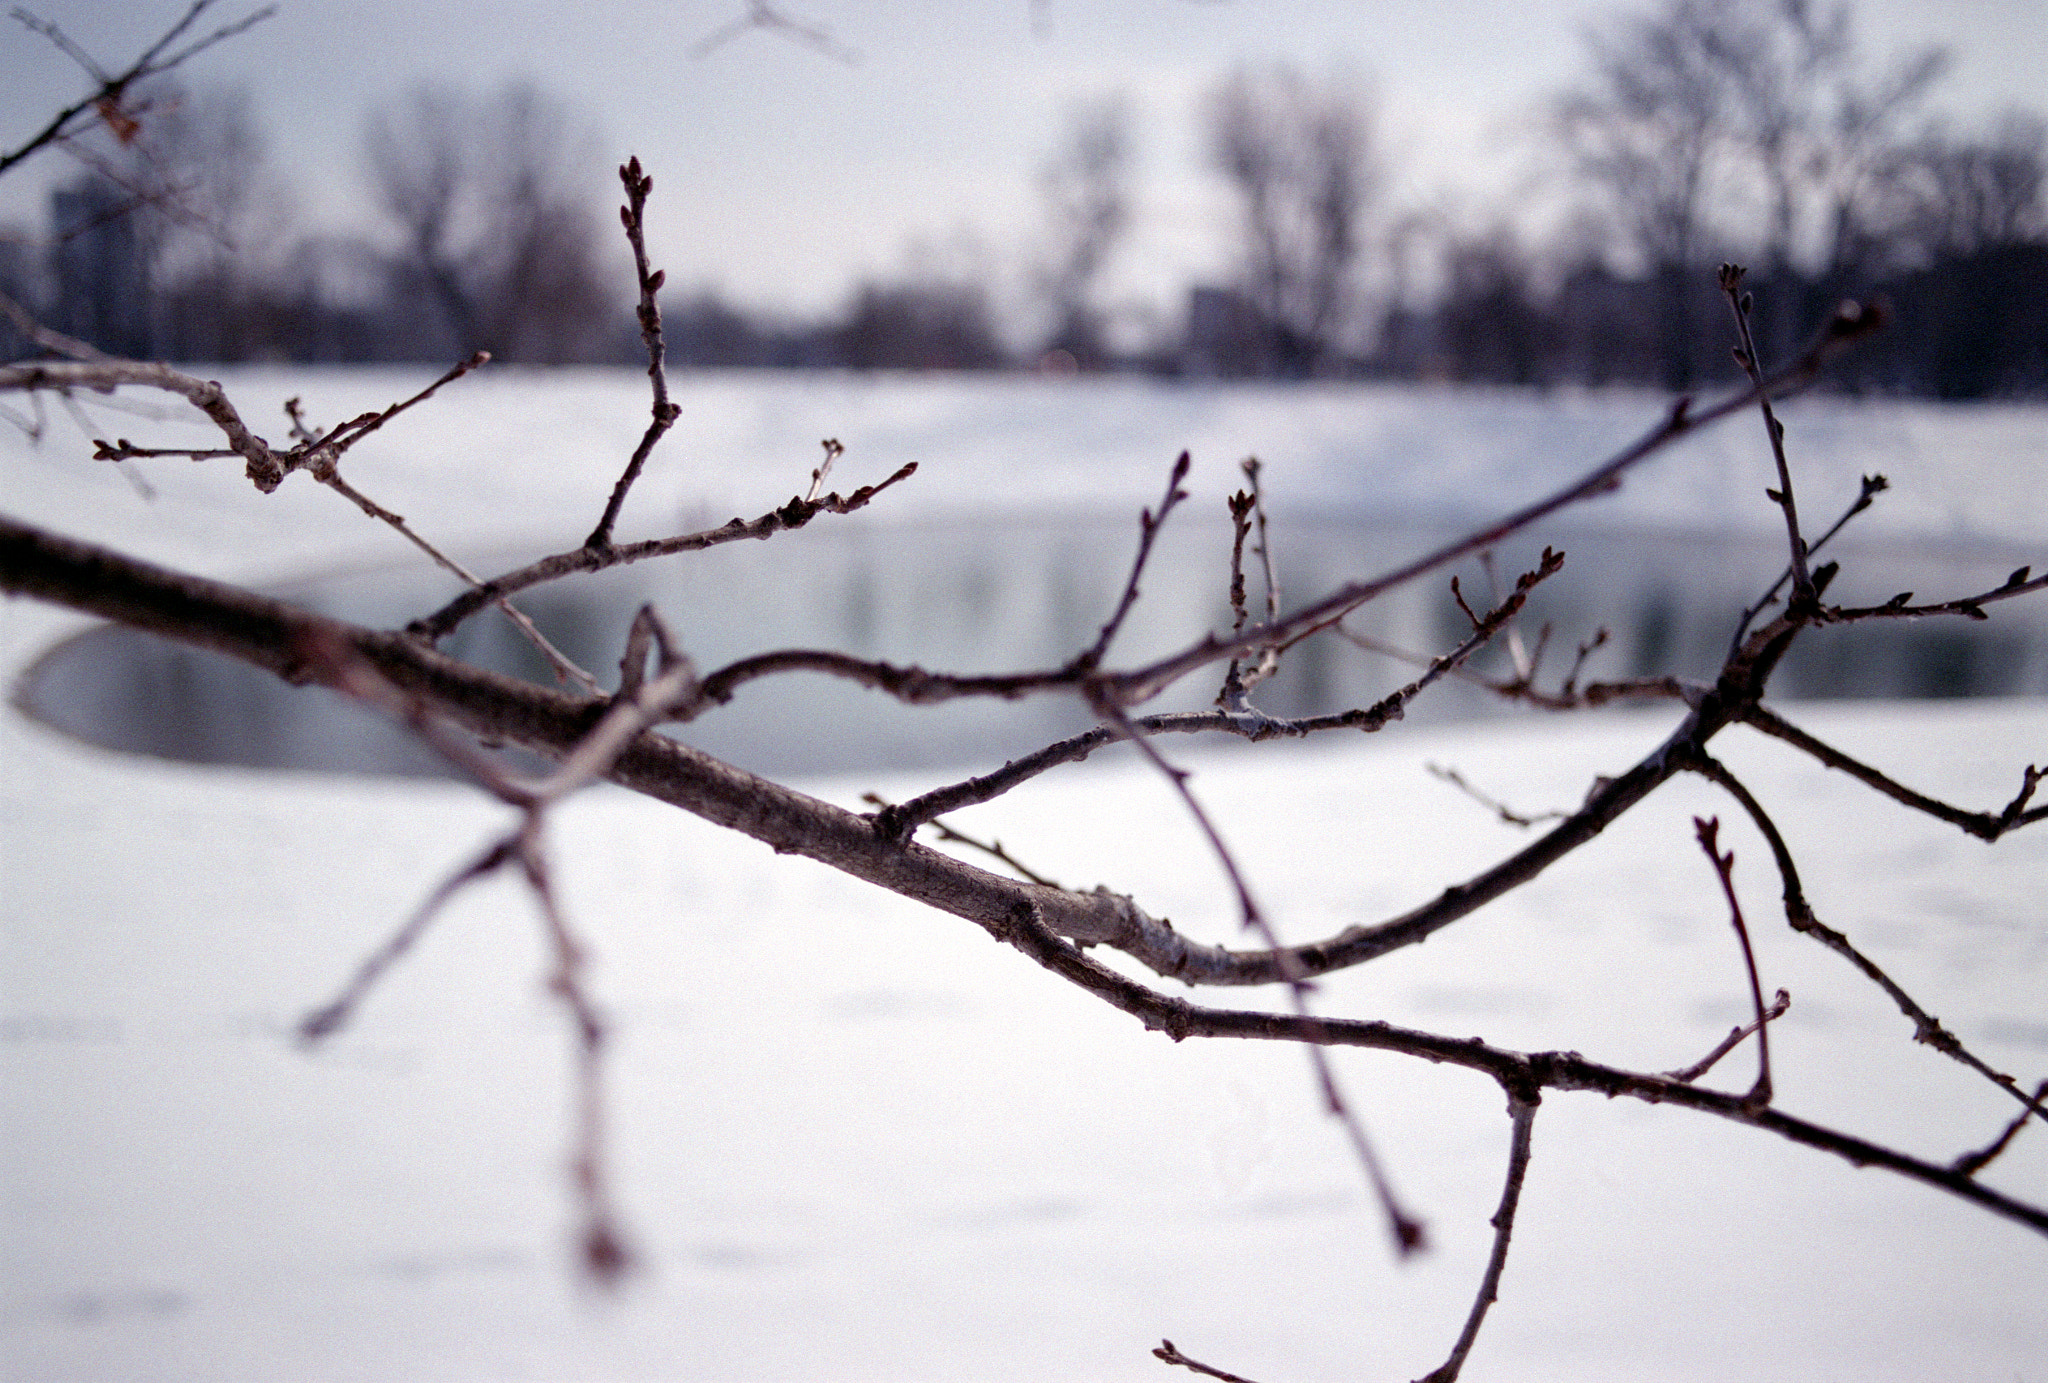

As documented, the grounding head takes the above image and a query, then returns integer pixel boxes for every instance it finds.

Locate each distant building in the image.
[50,177,151,358]
[1181,285,1262,378]
[0,222,37,358]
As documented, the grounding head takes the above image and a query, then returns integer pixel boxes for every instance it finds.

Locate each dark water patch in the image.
[13,516,2042,778]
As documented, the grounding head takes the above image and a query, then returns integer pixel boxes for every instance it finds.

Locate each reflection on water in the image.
[16,515,2043,778]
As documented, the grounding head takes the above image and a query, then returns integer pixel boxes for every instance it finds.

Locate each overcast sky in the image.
[4,0,2044,330]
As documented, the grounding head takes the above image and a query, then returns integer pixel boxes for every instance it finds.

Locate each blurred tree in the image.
[1881,112,2048,260]
[1032,95,1132,369]
[1556,0,1948,378]
[362,82,617,363]
[836,277,1005,370]
[129,81,301,360]
[1434,227,1554,386]
[1206,63,1376,378]
[1555,0,1732,389]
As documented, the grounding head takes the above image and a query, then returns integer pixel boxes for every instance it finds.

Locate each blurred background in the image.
[5,8,2046,1382]
[2,0,2044,395]
[4,0,2045,777]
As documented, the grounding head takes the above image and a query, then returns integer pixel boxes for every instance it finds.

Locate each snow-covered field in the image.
[3,371,2046,1380]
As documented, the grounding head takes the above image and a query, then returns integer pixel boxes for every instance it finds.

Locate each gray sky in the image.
[4,0,2044,331]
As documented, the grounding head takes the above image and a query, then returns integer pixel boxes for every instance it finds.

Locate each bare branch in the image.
[1414,1095,1538,1383]
[409,461,919,642]
[1738,704,2046,840]
[1721,263,1813,605]
[1101,302,1884,709]
[875,552,1567,840]
[1,0,276,178]
[1692,816,1774,1106]
[2,356,288,488]
[1690,753,2046,1124]
[7,497,2048,1273]
[587,157,681,549]
[1665,989,1791,1084]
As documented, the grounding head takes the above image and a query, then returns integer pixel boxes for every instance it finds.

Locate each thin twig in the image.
[861,793,1064,889]
[409,461,919,642]
[1665,989,1791,1084]
[297,836,514,1042]
[1153,1340,1264,1383]
[1075,450,1192,674]
[1,0,276,178]
[1721,263,1812,607]
[0,287,107,361]
[1094,695,1427,1256]
[1217,456,1281,708]
[688,0,862,63]
[1729,473,1889,654]
[1818,567,2048,626]
[587,157,682,549]
[1951,1079,2048,1177]
[1690,754,2046,1124]
[1415,1095,1538,1383]
[1693,818,1774,1106]
[517,829,633,1285]
[1427,763,1570,829]
[1738,705,2047,841]
[806,438,843,504]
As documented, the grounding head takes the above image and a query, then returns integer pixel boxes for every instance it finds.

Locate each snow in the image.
[5,369,2045,580]
[3,371,2046,1380]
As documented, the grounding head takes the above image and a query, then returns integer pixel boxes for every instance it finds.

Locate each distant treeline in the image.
[2,0,2044,398]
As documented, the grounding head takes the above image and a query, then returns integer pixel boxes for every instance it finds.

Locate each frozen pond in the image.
[9,370,2046,777]
[3,371,2045,1380]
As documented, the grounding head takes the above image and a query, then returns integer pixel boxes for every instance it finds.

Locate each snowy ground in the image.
[3,372,2046,1380]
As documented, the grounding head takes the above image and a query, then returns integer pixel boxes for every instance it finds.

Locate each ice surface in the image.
[3,372,2045,1380]
[4,683,2045,1381]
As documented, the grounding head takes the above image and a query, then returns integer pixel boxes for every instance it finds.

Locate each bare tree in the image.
[116,80,302,360]
[1556,0,1733,389]
[1555,0,1951,378]
[362,81,616,363]
[1703,0,1946,357]
[1879,111,2048,261]
[1033,95,1133,368]
[4,9,2047,1382]
[1206,63,1375,378]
